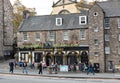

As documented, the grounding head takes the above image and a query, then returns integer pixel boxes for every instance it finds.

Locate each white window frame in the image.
[35,32,40,41]
[118,18,120,28]
[105,47,110,54]
[56,18,62,26]
[63,31,69,41]
[49,31,55,41]
[23,32,28,41]
[79,16,87,25]
[80,29,86,40]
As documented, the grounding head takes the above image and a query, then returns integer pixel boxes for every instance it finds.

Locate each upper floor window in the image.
[104,18,110,29]
[35,32,40,41]
[63,31,69,40]
[105,47,110,54]
[93,12,98,16]
[118,34,120,41]
[79,16,87,25]
[56,18,62,26]
[105,34,110,41]
[49,31,55,41]
[118,47,120,55]
[94,39,99,45]
[94,26,98,32]
[23,32,28,41]
[80,29,86,40]
[118,18,120,28]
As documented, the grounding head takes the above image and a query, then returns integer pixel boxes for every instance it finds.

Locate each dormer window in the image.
[79,16,87,25]
[56,18,62,26]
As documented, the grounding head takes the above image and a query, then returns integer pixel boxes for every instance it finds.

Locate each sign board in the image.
[60,65,68,72]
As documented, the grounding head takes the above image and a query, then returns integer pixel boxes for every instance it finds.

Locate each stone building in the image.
[17,0,120,72]
[0,0,13,59]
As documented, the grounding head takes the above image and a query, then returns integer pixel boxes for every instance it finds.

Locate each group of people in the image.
[9,61,43,74]
[68,62,95,75]
[9,60,95,75]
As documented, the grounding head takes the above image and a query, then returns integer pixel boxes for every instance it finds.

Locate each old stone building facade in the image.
[17,0,120,72]
[0,0,13,59]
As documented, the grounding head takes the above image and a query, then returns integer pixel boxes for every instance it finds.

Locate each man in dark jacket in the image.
[9,62,14,73]
[38,62,43,74]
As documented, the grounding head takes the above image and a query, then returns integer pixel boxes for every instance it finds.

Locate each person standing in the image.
[38,62,43,74]
[22,61,28,74]
[9,61,14,73]
[87,62,95,75]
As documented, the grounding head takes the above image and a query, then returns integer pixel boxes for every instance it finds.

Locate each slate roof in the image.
[97,1,120,17]
[18,13,88,32]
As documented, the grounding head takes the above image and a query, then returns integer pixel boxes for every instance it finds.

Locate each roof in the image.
[97,1,120,17]
[18,13,88,32]
[53,0,77,7]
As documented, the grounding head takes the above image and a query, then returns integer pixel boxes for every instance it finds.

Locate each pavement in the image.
[0,59,120,80]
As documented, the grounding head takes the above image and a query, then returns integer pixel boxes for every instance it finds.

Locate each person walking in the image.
[87,62,95,75]
[38,62,43,74]
[22,61,28,74]
[54,63,58,74]
[9,61,14,73]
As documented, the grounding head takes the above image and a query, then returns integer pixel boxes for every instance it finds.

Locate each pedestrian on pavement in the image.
[9,61,14,73]
[54,63,58,74]
[87,62,95,75]
[38,62,43,74]
[73,63,76,72]
[22,61,28,74]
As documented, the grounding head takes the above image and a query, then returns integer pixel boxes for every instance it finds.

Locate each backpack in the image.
[23,62,27,67]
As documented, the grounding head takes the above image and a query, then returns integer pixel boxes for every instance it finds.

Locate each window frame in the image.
[105,47,110,54]
[23,32,28,41]
[104,18,110,29]
[35,32,40,41]
[49,31,55,41]
[56,18,62,26]
[63,31,69,41]
[79,16,87,25]
[80,29,86,40]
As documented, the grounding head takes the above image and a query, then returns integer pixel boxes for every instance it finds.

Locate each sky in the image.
[9,0,101,15]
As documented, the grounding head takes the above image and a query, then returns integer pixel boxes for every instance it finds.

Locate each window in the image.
[105,47,110,54]
[79,16,87,25]
[94,39,99,45]
[118,18,120,28]
[35,32,40,41]
[118,47,120,54]
[23,32,28,41]
[94,52,99,56]
[94,26,98,32]
[93,12,98,16]
[80,29,86,40]
[49,31,55,41]
[104,18,110,29]
[63,31,69,40]
[56,18,62,26]
[107,61,113,70]
[105,34,110,41]
[119,34,120,41]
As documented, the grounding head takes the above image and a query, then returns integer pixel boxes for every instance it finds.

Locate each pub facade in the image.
[17,0,120,72]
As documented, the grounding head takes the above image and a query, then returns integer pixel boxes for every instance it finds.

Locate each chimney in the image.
[23,10,30,19]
